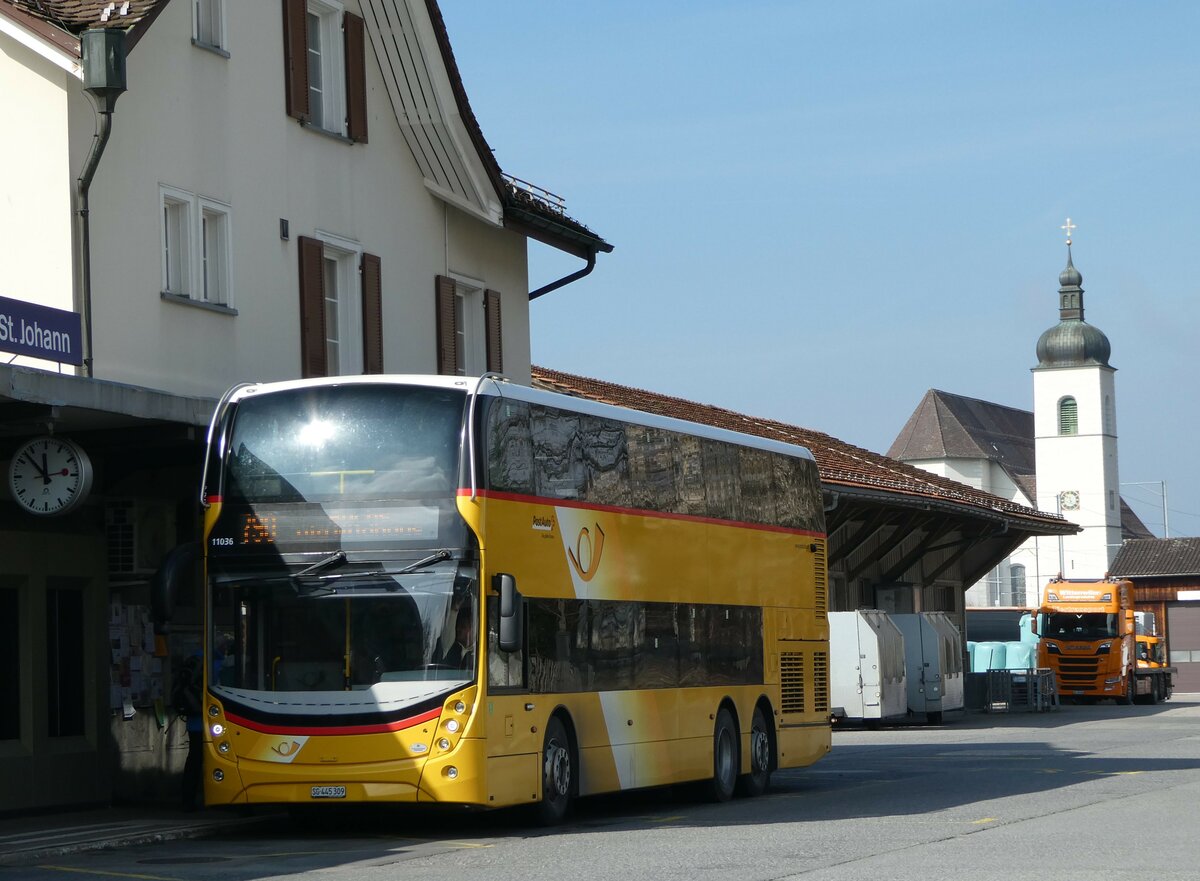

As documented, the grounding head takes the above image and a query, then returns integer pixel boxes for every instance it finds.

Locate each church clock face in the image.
[1059,490,1080,511]
[7,437,94,516]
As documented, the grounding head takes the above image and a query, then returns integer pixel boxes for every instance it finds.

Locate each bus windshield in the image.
[211,563,478,699]
[1042,612,1118,640]
[223,385,465,503]
[209,385,469,558]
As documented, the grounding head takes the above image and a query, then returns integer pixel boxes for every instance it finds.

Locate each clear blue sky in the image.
[442,1,1200,538]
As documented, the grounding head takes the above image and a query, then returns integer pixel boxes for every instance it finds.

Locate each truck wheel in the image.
[1118,675,1135,706]
[1149,676,1161,705]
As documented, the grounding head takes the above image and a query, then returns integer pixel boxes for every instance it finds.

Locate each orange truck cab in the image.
[1035,578,1173,705]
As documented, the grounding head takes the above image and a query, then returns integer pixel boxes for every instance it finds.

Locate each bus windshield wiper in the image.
[298,549,455,583]
[295,550,347,577]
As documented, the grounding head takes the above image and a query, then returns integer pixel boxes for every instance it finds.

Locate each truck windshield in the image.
[1042,612,1118,640]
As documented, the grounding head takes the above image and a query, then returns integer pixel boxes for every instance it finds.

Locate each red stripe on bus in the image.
[207,495,223,503]
[224,706,441,736]
[458,488,826,538]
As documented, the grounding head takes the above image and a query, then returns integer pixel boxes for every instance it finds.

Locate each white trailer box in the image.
[829,610,908,724]
[891,612,965,723]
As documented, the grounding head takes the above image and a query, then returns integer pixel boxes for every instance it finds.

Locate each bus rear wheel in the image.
[707,707,738,803]
[536,715,574,825]
[735,704,772,798]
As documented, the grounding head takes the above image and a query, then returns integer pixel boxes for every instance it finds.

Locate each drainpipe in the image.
[76,28,128,378]
[527,249,597,302]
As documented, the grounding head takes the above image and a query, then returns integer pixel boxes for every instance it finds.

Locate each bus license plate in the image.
[310,785,346,799]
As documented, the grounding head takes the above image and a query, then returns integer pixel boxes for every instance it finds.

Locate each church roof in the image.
[888,388,1154,542]
[1111,537,1200,578]
[887,389,1037,500]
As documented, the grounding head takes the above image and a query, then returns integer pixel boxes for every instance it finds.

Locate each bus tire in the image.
[707,707,738,803]
[735,704,772,798]
[536,714,574,826]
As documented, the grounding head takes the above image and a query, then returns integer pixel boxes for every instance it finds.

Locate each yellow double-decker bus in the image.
[190,374,830,821]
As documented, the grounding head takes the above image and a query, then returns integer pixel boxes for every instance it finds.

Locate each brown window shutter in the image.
[298,236,327,378]
[435,275,460,375]
[282,0,310,122]
[344,11,368,142]
[361,252,383,374]
[484,289,503,373]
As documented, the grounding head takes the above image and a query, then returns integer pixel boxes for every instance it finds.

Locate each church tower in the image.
[1032,223,1122,600]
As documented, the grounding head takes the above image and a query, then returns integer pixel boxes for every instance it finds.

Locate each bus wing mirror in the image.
[150,542,199,629]
[496,573,523,653]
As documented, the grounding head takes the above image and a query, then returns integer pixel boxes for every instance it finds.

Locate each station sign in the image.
[0,295,83,366]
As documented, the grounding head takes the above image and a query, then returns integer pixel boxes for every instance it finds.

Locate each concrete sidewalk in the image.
[0,804,278,867]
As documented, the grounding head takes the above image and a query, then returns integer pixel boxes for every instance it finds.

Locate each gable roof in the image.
[888,388,1036,500]
[531,367,1073,534]
[1111,537,1200,578]
[1,0,610,262]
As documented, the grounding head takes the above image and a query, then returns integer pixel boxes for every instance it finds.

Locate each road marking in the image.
[647,815,685,823]
[971,818,997,825]
[37,868,184,881]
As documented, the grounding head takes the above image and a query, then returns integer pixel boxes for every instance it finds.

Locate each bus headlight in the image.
[213,769,224,782]
[211,723,225,736]
[209,705,220,717]
[445,766,459,779]
[438,738,451,751]
[454,701,466,714]
[445,719,460,733]
[218,741,231,754]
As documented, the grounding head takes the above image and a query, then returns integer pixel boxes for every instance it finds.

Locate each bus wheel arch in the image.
[735,697,774,798]
[535,708,577,825]
[707,700,739,803]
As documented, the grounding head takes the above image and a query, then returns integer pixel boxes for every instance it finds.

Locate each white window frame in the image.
[160,185,234,309]
[451,274,486,376]
[316,231,362,375]
[307,0,346,136]
[160,186,194,297]
[198,198,232,305]
[192,0,227,52]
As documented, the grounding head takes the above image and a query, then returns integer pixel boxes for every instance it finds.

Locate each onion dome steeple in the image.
[1035,219,1112,369]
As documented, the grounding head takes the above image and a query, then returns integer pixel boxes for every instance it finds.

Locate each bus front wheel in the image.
[707,707,738,803]
[536,715,574,825]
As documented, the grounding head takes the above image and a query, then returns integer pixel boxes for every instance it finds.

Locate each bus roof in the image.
[222,374,815,462]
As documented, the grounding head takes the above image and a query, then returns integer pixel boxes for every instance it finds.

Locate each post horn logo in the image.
[567,523,606,582]
[272,740,302,758]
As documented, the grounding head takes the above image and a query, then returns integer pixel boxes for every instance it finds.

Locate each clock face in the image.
[8,437,93,516]
[1059,490,1080,511]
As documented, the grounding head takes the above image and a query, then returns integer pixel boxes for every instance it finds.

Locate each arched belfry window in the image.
[1103,395,1115,435]
[1058,397,1078,436]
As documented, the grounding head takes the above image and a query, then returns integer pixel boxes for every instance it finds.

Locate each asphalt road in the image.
[12,696,1200,881]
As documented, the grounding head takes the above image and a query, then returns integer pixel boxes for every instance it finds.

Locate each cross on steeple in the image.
[1060,217,1076,245]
